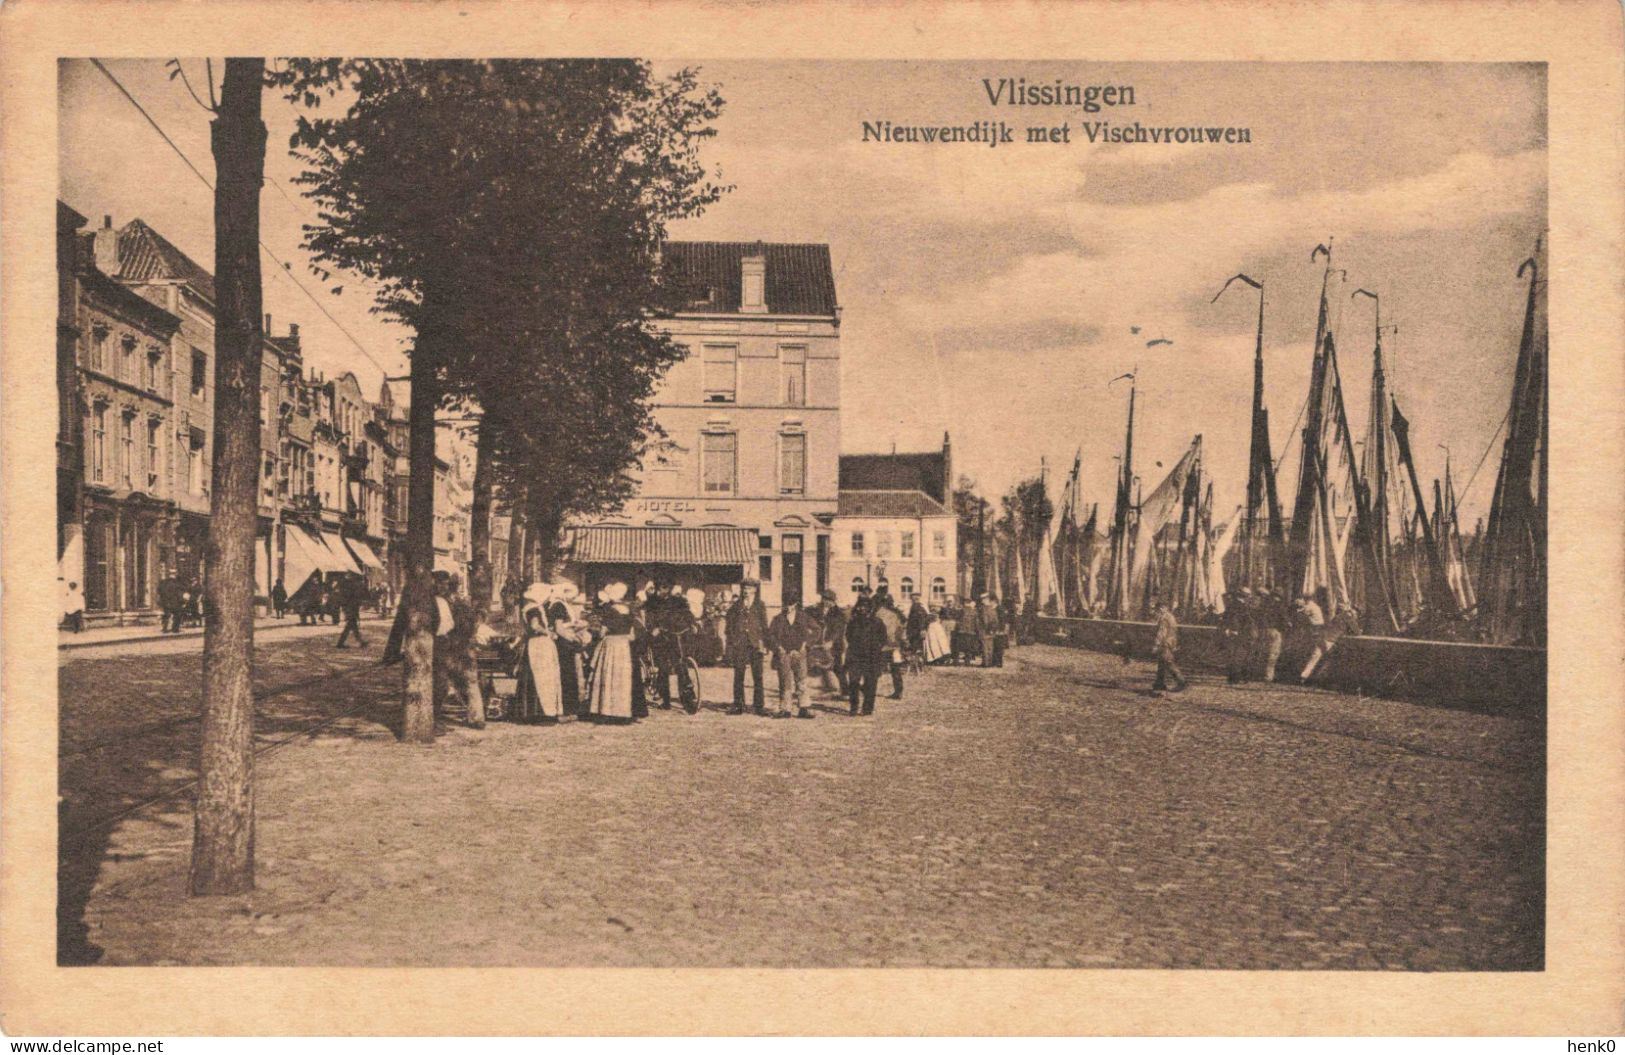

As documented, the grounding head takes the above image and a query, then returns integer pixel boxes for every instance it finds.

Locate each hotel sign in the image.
[631,499,699,514]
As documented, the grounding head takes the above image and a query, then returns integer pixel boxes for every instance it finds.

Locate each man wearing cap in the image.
[978,592,1004,668]
[725,579,770,715]
[810,589,848,695]
[844,595,889,716]
[768,597,816,719]
[1150,599,1187,695]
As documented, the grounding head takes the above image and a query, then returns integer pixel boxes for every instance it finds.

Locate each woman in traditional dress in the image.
[547,579,587,716]
[923,605,953,665]
[588,581,637,724]
[511,582,563,723]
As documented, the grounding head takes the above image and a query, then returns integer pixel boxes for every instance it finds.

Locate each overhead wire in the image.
[87,58,396,379]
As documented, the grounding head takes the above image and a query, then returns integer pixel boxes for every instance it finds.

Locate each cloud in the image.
[900,149,1545,342]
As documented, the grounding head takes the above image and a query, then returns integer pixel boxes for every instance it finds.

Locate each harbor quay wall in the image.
[1034,616,1546,718]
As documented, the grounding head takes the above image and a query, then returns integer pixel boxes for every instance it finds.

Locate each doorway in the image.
[781,534,803,608]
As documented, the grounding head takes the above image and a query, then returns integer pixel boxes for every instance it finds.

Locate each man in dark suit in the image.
[810,589,848,695]
[725,579,769,715]
[844,596,889,716]
[336,573,368,648]
[649,582,698,713]
[156,574,186,634]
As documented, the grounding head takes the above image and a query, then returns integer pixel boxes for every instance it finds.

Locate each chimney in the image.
[91,217,120,276]
[942,431,953,504]
[740,245,767,314]
[289,322,299,338]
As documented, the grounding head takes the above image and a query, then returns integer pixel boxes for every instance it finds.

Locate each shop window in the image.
[84,517,110,611]
[850,576,865,596]
[702,431,737,494]
[931,577,948,603]
[901,576,915,598]
[703,345,737,403]
[850,532,864,557]
[901,531,915,558]
[779,432,806,495]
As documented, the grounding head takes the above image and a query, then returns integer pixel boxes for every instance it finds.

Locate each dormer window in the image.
[741,253,767,313]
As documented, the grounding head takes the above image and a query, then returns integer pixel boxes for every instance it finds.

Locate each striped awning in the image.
[571,526,757,566]
[343,536,386,572]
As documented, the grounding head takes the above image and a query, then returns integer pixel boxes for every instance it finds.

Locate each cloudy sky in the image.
[60,59,1545,525]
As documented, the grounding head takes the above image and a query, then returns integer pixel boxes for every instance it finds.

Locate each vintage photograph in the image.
[53,58,1546,971]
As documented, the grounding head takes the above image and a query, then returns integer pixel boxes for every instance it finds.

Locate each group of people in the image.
[272,572,383,633]
[489,574,1023,727]
[1198,585,1362,690]
[155,574,204,634]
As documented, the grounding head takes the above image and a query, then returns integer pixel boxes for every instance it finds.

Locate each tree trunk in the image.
[401,304,442,744]
[190,58,266,896]
[467,416,496,613]
[532,506,563,579]
[505,488,527,615]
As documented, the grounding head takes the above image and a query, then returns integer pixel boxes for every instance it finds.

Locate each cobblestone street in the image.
[64,639,1543,969]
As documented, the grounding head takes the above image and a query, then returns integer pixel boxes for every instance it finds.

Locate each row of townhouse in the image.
[56,202,472,627]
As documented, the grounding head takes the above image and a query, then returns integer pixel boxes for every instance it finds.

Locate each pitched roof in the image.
[837,490,951,519]
[116,218,216,304]
[839,450,948,505]
[663,241,838,316]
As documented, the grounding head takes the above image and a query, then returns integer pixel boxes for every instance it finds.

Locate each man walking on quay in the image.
[979,592,1005,668]
[1254,588,1286,682]
[336,573,368,648]
[769,598,816,719]
[811,589,848,696]
[844,595,889,716]
[726,579,770,716]
[1151,599,1187,695]
[875,590,906,699]
[1221,587,1256,683]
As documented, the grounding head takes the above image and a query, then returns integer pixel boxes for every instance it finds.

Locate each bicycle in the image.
[643,625,702,714]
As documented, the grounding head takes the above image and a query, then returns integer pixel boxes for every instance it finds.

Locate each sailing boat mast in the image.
[1353,288,1392,581]
[1479,240,1547,644]
[1211,272,1271,588]
[1285,242,1338,598]
[1108,369,1137,619]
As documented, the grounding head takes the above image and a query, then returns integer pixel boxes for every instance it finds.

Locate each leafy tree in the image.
[953,475,991,596]
[272,60,726,737]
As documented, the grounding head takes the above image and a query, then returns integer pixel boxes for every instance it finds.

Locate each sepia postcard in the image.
[1,0,1622,1038]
